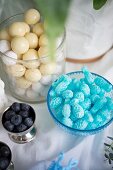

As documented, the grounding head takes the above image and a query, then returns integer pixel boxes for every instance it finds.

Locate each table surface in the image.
[0,49,113,170]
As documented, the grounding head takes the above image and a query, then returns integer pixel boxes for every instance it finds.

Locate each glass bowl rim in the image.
[0,13,66,62]
[2,105,36,135]
[47,71,113,134]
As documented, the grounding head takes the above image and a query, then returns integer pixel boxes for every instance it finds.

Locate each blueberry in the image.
[11,102,20,112]
[16,124,27,132]
[0,146,10,157]
[19,110,29,118]
[4,121,14,132]
[0,157,9,169]
[21,103,30,111]
[11,115,22,126]
[24,118,33,127]
[4,110,15,120]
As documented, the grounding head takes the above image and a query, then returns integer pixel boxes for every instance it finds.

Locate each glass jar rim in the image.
[0,13,66,62]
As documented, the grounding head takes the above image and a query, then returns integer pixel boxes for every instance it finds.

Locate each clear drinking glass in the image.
[0,14,66,103]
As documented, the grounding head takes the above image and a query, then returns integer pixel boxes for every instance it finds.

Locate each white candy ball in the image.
[39,85,49,97]
[40,62,56,75]
[33,23,44,36]
[24,9,40,25]
[22,49,40,69]
[54,64,64,75]
[0,40,11,53]
[9,22,26,37]
[3,51,17,65]
[26,88,40,99]
[11,37,29,54]
[25,69,41,82]
[15,87,26,96]
[32,82,44,92]
[56,51,65,62]
[40,75,52,85]
[52,75,59,81]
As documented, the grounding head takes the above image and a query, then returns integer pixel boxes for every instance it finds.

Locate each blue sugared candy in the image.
[70,114,77,122]
[106,97,113,110]
[86,122,97,130]
[99,89,105,97]
[74,92,84,102]
[80,98,91,110]
[90,84,101,95]
[72,104,84,118]
[73,119,88,130]
[49,90,56,98]
[80,83,90,96]
[64,98,71,104]
[90,97,107,114]
[95,77,112,92]
[82,67,94,84]
[84,110,93,122]
[91,94,100,104]
[55,82,69,95]
[62,104,71,118]
[50,97,62,109]
[62,90,73,99]
[70,98,79,107]
[62,117,73,127]
[55,107,63,120]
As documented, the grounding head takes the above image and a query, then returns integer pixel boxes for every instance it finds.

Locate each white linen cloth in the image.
[0,49,113,170]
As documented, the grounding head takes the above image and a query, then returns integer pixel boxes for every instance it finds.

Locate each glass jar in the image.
[0,14,66,103]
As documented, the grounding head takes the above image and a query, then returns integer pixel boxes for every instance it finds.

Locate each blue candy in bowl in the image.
[47,67,113,136]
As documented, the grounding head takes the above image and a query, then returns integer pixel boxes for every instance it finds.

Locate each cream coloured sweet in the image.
[40,62,56,75]
[7,64,26,77]
[25,69,41,82]
[16,77,32,89]
[11,37,29,54]
[25,32,38,49]
[0,29,11,41]
[24,8,40,25]
[32,23,44,36]
[9,22,26,37]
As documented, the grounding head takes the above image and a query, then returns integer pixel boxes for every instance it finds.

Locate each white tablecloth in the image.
[0,49,113,170]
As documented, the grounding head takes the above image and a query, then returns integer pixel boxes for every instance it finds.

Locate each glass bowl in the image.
[47,71,113,136]
[0,141,14,170]
[0,14,66,103]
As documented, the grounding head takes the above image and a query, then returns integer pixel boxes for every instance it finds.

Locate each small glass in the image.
[2,106,37,144]
[0,14,66,103]
[0,141,14,170]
